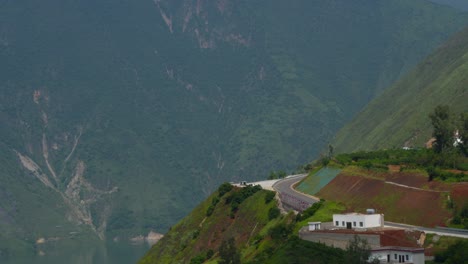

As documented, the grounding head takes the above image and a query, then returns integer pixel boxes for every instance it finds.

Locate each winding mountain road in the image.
[272,174,319,211]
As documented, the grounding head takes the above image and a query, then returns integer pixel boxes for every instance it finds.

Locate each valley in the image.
[1,0,468,262]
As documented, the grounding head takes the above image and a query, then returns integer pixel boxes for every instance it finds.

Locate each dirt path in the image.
[384,181,447,193]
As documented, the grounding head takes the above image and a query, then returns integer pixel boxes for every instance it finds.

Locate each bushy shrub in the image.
[268,207,280,220]
[206,196,221,216]
[225,185,262,217]
[218,182,233,197]
[269,223,293,240]
[264,191,276,204]
[434,240,468,263]
[297,200,323,221]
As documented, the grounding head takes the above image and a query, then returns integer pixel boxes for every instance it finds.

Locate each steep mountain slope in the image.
[139,185,347,264]
[333,26,468,153]
[0,0,467,257]
[428,0,468,10]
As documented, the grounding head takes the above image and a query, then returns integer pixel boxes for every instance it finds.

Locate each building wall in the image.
[412,252,425,264]
[333,214,383,228]
[299,232,380,249]
[370,250,424,264]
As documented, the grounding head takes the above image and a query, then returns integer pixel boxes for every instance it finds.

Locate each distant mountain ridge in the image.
[333,26,468,153]
[0,0,467,258]
[428,0,468,10]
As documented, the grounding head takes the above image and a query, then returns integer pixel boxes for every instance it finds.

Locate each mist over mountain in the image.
[0,0,467,257]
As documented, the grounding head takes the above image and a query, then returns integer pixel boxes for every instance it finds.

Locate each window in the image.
[394,254,397,259]
[406,255,409,261]
[335,221,339,226]
[353,221,356,226]
[359,222,363,227]
[342,221,345,226]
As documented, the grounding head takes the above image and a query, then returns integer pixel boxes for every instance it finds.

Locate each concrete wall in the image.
[299,232,380,249]
[412,252,425,264]
[333,214,383,228]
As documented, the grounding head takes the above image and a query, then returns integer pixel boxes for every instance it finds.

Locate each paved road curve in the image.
[272,174,319,212]
[385,221,468,239]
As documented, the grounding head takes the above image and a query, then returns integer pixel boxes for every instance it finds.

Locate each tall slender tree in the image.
[429,105,453,153]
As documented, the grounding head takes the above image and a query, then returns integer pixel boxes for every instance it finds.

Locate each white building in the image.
[369,246,425,264]
[333,212,384,229]
[307,222,321,231]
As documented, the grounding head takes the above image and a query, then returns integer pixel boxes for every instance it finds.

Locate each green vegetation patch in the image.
[140,184,278,264]
[424,234,468,264]
[296,167,342,195]
[295,200,346,233]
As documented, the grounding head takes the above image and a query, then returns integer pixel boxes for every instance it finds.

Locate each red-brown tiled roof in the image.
[379,229,422,248]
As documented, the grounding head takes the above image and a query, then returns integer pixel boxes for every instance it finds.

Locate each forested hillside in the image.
[333,26,468,153]
[429,0,468,10]
[0,0,467,257]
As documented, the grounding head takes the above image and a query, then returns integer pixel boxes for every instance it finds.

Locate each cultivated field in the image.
[315,167,466,227]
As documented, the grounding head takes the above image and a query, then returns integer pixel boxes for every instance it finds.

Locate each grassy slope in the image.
[139,188,279,264]
[296,167,342,195]
[139,187,347,264]
[333,27,468,153]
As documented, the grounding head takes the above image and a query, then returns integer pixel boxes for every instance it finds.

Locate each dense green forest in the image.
[429,0,468,10]
[1,0,468,257]
[333,26,468,153]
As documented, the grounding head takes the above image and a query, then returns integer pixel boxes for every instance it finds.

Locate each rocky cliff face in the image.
[154,0,253,48]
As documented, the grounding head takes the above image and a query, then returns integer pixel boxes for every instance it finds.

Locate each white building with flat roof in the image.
[333,213,384,229]
[307,222,321,231]
[370,246,425,264]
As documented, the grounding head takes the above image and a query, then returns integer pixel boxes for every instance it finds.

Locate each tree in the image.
[434,240,468,263]
[218,182,233,197]
[219,237,240,264]
[268,171,277,180]
[277,170,287,179]
[458,113,468,156]
[345,235,374,264]
[328,144,334,158]
[268,207,280,220]
[429,105,453,153]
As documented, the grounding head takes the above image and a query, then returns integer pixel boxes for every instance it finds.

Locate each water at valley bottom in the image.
[2,241,150,264]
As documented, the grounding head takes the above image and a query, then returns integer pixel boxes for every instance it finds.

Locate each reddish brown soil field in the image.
[317,174,452,227]
[384,172,450,191]
[450,183,468,206]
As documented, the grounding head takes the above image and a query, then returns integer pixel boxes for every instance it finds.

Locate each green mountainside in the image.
[1,0,468,257]
[139,185,348,264]
[429,0,468,10]
[333,26,468,153]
